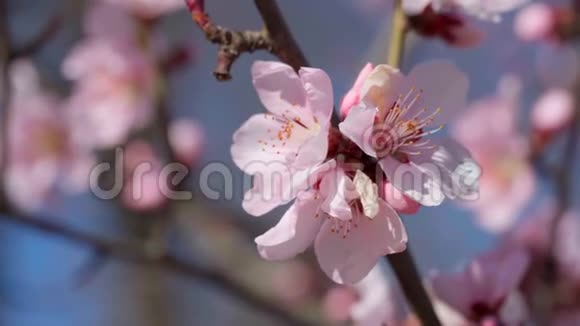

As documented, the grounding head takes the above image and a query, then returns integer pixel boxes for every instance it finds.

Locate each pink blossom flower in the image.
[121,140,167,211]
[339,60,480,207]
[452,82,535,232]
[514,3,556,42]
[531,88,575,143]
[404,0,528,21]
[63,38,157,149]
[6,61,94,212]
[168,119,205,166]
[103,0,184,18]
[430,246,531,323]
[231,61,334,216]
[340,63,374,119]
[324,264,406,325]
[254,161,408,284]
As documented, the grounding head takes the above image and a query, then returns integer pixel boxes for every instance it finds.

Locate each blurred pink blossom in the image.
[407,6,484,48]
[121,140,167,211]
[103,0,184,18]
[452,82,535,233]
[339,61,480,207]
[404,0,528,21]
[231,61,334,216]
[531,88,575,142]
[323,287,358,322]
[270,260,316,306]
[63,38,157,149]
[514,3,556,42]
[324,264,406,325]
[168,119,205,166]
[6,61,94,212]
[430,246,531,323]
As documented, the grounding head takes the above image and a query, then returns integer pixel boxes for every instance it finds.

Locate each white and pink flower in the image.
[339,60,480,207]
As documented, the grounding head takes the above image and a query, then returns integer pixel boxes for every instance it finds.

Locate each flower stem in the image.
[384,1,441,325]
[387,0,407,67]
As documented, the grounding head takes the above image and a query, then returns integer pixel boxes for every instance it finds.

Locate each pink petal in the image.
[320,168,358,221]
[251,61,314,126]
[403,60,469,125]
[338,104,377,157]
[379,156,445,207]
[340,63,374,118]
[514,3,555,42]
[299,67,334,125]
[402,0,432,15]
[531,88,575,134]
[383,181,420,215]
[314,201,407,284]
[231,113,301,172]
[242,169,294,216]
[360,64,404,110]
[255,190,325,260]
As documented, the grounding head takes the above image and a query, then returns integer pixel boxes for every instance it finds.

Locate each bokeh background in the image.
[0,0,578,325]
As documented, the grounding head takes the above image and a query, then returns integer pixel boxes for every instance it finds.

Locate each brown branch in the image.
[185,0,307,80]
[386,249,442,326]
[0,212,314,326]
[0,0,13,213]
[9,13,61,59]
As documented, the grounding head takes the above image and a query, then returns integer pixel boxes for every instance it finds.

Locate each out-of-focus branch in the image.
[184,0,307,80]
[10,13,62,59]
[0,0,13,213]
[0,212,314,326]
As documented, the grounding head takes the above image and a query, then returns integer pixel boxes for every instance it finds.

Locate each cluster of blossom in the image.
[229,1,580,325]
[5,0,203,213]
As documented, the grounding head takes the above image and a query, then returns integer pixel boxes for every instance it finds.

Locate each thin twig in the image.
[387,0,407,67]
[0,212,314,326]
[185,0,308,80]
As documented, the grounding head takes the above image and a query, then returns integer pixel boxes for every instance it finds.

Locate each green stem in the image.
[387,0,407,67]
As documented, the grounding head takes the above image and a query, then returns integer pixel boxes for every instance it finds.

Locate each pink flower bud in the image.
[168,119,205,166]
[532,88,575,136]
[514,3,555,42]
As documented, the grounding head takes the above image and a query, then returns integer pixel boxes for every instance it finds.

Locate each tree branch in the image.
[0,0,13,213]
[9,13,61,59]
[0,212,314,326]
[185,0,307,80]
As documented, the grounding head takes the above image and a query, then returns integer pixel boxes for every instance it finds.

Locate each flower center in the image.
[373,87,444,158]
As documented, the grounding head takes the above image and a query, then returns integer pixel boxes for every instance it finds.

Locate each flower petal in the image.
[360,64,404,110]
[403,60,469,125]
[231,113,302,173]
[299,67,334,125]
[314,201,407,284]
[338,104,378,157]
[251,61,314,125]
[402,0,432,15]
[255,190,325,260]
[242,170,294,216]
[379,156,445,207]
[320,168,358,221]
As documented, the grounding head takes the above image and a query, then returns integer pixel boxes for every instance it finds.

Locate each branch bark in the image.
[185,0,307,80]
